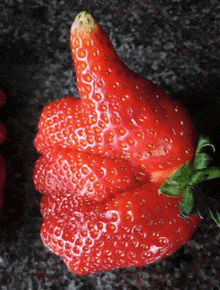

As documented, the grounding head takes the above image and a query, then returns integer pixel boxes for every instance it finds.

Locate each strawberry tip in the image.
[72,11,97,34]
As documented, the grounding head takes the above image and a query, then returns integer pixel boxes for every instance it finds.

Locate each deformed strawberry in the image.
[33,12,220,275]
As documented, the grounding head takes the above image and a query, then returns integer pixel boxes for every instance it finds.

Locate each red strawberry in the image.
[33,12,219,275]
[0,89,7,208]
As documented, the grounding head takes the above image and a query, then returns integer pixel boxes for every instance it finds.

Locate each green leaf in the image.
[170,162,191,183]
[189,170,206,186]
[204,167,220,180]
[194,136,214,156]
[159,181,181,197]
[193,152,210,170]
[180,187,194,216]
[160,162,191,197]
[209,209,220,227]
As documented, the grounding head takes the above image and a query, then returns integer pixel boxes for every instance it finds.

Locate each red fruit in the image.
[33,12,203,275]
[0,89,7,208]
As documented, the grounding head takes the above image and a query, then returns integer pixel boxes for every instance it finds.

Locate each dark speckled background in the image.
[0,0,220,289]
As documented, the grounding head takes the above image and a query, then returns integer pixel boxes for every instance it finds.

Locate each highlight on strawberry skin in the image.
[33,11,220,275]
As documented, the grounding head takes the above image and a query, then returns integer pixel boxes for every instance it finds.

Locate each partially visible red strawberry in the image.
[0,89,6,107]
[33,12,219,275]
[0,89,7,208]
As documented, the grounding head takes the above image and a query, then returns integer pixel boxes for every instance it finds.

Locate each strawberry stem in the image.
[159,136,220,226]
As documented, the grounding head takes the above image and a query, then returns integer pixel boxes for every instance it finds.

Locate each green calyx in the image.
[159,136,220,226]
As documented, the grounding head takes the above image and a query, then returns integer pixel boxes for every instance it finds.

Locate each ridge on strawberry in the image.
[33,11,220,275]
[34,148,148,202]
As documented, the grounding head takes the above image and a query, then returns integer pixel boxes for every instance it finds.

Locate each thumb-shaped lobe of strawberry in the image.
[69,12,196,183]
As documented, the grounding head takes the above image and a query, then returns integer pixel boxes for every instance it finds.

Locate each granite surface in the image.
[0,0,220,289]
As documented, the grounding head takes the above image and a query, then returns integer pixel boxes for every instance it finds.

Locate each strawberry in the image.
[0,89,7,208]
[33,12,220,275]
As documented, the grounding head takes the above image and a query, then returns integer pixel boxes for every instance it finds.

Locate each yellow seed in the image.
[81,62,86,69]
[136,132,143,138]
[115,117,120,123]
[95,93,101,100]
[79,49,85,57]
[75,38,80,46]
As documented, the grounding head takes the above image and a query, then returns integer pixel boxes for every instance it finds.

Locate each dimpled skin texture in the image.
[33,12,200,275]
